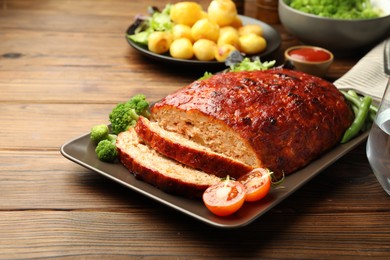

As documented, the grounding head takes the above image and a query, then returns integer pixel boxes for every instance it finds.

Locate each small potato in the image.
[219,26,238,37]
[238,24,263,36]
[201,10,208,19]
[215,43,237,62]
[239,33,267,55]
[170,38,194,59]
[230,15,243,28]
[207,0,237,26]
[191,18,220,42]
[170,2,203,26]
[193,39,217,61]
[217,27,239,48]
[148,31,173,54]
[172,24,193,42]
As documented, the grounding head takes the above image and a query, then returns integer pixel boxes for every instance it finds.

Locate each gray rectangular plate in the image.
[60,129,368,229]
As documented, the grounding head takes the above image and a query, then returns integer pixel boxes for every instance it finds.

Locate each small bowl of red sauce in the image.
[284,45,334,77]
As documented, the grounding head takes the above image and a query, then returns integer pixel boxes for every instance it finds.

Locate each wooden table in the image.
[1,0,389,258]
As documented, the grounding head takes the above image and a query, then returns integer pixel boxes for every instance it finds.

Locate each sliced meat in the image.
[151,68,354,179]
[135,116,253,179]
[116,128,221,198]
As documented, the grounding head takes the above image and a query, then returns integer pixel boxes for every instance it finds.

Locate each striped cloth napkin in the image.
[334,39,389,99]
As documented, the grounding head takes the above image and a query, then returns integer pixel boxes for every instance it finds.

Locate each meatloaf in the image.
[135,115,253,179]
[151,68,354,179]
[116,128,221,198]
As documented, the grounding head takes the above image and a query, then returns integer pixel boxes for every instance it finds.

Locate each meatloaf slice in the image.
[116,128,221,198]
[151,68,354,179]
[135,116,253,179]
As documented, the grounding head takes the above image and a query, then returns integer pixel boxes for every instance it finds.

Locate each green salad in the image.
[288,0,383,19]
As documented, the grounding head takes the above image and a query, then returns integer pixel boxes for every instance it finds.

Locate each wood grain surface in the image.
[1,0,389,259]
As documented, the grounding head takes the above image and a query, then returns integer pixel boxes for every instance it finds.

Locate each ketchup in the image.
[289,47,331,62]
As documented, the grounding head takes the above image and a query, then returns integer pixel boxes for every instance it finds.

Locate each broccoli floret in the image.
[91,94,150,162]
[95,137,117,163]
[91,125,118,162]
[90,124,109,143]
[109,94,151,135]
[107,133,117,143]
[130,94,151,116]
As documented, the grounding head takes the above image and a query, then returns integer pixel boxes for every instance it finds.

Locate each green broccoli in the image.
[95,136,118,163]
[91,94,150,163]
[107,133,117,143]
[90,124,109,143]
[109,94,151,135]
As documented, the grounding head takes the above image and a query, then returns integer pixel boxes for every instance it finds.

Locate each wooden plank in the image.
[0,150,147,210]
[0,67,191,104]
[0,0,147,17]
[1,103,115,149]
[0,210,389,259]
[0,31,211,104]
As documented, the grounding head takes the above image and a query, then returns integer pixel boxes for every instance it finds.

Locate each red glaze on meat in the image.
[152,68,354,179]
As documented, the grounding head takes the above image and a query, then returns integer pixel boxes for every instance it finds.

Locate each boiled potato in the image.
[172,24,193,42]
[170,2,203,26]
[239,33,267,55]
[217,27,239,48]
[191,18,220,42]
[193,39,217,61]
[201,10,208,19]
[230,15,243,28]
[148,31,173,54]
[215,43,237,62]
[238,24,263,36]
[169,38,194,59]
[207,0,237,27]
[219,26,238,37]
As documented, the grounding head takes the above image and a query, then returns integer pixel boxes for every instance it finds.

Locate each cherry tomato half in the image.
[202,178,246,217]
[238,168,271,202]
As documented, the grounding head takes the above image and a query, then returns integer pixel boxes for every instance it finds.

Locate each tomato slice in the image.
[238,168,271,202]
[202,178,246,217]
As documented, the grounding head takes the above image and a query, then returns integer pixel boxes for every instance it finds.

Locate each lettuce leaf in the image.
[229,57,276,72]
[128,4,173,45]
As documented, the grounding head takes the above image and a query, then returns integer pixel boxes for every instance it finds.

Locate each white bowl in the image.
[278,0,390,51]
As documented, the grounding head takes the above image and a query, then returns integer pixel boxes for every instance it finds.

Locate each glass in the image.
[367,78,390,195]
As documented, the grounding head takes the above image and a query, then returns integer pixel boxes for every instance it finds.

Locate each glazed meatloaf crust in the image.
[135,116,253,179]
[116,128,221,198]
[151,68,354,179]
